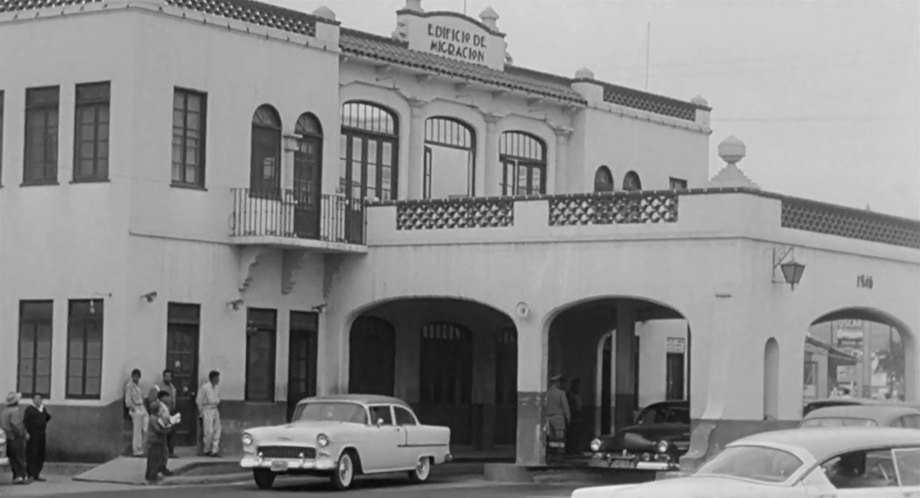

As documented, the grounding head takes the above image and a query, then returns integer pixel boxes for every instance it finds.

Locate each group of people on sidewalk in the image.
[124,368,222,485]
[0,392,52,485]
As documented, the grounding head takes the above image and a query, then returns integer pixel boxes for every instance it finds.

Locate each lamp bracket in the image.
[772,246,795,283]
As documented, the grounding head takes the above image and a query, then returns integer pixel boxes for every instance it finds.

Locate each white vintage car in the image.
[572,427,920,497]
[240,394,451,490]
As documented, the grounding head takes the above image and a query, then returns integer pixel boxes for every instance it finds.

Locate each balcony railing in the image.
[231,188,365,245]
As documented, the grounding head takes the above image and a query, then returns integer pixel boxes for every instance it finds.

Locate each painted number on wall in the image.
[857,275,874,289]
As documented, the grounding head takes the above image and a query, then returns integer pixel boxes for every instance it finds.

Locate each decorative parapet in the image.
[599,83,701,122]
[395,197,514,230]
[548,192,679,226]
[781,197,920,250]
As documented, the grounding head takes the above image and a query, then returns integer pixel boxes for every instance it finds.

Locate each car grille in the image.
[258,446,316,459]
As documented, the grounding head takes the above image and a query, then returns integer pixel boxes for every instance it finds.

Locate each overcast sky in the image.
[267,0,919,218]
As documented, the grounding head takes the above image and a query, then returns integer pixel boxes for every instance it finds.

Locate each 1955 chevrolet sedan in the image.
[240,394,451,491]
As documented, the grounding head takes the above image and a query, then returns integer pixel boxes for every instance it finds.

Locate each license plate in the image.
[270,461,289,472]
[610,459,636,469]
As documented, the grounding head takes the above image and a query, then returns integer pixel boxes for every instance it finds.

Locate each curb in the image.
[73,472,251,487]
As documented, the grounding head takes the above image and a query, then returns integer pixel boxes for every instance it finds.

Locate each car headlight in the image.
[656,440,669,453]
[589,438,602,452]
[317,434,329,448]
[241,433,254,447]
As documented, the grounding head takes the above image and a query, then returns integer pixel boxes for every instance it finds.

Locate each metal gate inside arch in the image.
[418,323,474,445]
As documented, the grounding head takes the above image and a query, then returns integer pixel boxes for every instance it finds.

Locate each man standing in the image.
[545,375,570,460]
[24,394,52,482]
[148,369,178,458]
[196,370,221,457]
[145,391,174,485]
[125,369,147,457]
[566,378,583,454]
[1,392,29,484]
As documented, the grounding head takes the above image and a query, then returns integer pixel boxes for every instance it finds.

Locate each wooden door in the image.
[348,316,395,396]
[666,353,685,400]
[293,136,322,239]
[418,323,473,445]
[288,311,318,421]
[166,304,200,447]
[495,327,517,445]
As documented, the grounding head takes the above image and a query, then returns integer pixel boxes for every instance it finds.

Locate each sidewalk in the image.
[72,454,248,486]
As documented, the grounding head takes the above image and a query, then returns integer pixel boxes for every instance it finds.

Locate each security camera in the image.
[228,298,245,311]
[141,291,158,303]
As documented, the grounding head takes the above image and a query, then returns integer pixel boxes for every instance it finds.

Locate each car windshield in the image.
[801,417,878,428]
[696,445,803,483]
[293,402,368,424]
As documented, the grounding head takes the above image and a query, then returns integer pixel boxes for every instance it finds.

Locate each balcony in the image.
[230,188,366,253]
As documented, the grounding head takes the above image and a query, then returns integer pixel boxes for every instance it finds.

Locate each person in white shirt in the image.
[124,369,147,457]
[196,370,221,457]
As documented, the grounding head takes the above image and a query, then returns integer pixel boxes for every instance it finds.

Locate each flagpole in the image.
[645,22,651,90]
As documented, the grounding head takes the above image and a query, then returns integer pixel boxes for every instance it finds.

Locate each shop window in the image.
[250,105,282,198]
[73,82,110,182]
[500,131,546,196]
[24,86,60,185]
[669,177,687,190]
[66,299,103,399]
[423,117,475,199]
[340,101,398,202]
[594,166,614,193]
[623,171,642,191]
[18,300,53,398]
[171,88,207,188]
[245,308,277,402]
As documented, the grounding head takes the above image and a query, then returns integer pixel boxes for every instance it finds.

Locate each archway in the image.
[805,308,915,403]
[548,297,691,455]
[347,297,517,454]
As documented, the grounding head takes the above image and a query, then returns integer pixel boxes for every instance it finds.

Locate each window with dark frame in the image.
[74,82,111,182]
[18,301,53,398]
[339,101,399,202]
[245,308,277,402]
[500,131,546,196]
[423,116,476,199]
[24,86,60,185]
[250,105,282,198]
[171,88,206,188]
[66,299,103,399]
[669,177,688,190]
[623,171,642,191]
[594,166,614,193]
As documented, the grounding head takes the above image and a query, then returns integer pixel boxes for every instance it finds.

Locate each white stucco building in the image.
[1,0,917,467]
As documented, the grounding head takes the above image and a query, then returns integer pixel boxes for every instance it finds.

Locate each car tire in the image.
[253,469,276,490]
[330,451,356,491]
[408,457,431,484]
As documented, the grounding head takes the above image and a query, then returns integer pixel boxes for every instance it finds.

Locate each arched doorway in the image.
[764,338,779,420]
[347,298,517,454]
[423,117,476,199]
[499,131,546,195]
[348,316,396,396]
[250,104,282,198]
[293,113,323,238]
[594,166,614,193]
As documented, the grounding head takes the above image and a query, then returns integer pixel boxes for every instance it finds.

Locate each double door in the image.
[293,135,322,239]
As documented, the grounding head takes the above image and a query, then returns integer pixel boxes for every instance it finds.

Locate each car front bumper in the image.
[240,454,337,472]
[589,452,678,471]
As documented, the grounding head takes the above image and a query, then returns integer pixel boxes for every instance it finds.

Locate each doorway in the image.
[418,323,473,445]
[348,316,396,396]
[288,311,318,421]
[166,303,200,447]
[666,352,685,400]
[293,113,322,239]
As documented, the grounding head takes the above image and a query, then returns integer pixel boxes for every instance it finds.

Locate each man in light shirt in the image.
[124,369,147,457]
[196,370,221,457]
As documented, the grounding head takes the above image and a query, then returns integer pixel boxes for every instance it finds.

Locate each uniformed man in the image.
[545,374,570,458]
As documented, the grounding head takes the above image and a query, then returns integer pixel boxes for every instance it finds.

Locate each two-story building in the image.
[1,0,917,467]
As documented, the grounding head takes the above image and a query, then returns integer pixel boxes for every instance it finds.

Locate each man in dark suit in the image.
[24,394,51,482]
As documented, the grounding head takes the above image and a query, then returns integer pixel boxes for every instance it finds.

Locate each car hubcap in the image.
[417,458,430,479]
[339,455,352,484]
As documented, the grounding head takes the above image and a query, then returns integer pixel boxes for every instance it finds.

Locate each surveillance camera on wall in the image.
[142,291,158,303]
[228,298,245,311]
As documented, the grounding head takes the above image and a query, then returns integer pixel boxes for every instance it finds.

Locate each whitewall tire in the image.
[331,451,356,491]
[409,457,431,484]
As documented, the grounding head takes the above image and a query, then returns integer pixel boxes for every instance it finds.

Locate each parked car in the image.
[802,404,920,429]
[802,397,903,416]
[572,427,920,497]
[239,394,451,491]
[587,400,690,471]
[0,428,7,467]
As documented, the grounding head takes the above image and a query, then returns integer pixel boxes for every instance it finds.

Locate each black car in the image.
[588,400,690,471]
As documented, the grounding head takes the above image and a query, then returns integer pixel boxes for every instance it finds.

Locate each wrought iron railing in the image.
[231,188,365,245]
[548,192,679,226]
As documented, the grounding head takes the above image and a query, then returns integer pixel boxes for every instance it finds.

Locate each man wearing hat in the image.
[1,392,30,484]
[545,375,570,459]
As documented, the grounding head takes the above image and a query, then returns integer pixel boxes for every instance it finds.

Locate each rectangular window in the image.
[73,82,110,182]
[669,177,688,190]
[171,88,206,188]
[66,299,103,399]
[24,86,60,184]
[245,308,276,402]
[18,301,53,398]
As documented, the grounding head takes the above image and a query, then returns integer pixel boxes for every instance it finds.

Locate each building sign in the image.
[666,337,685,354]
[427,23,487,63]
[396,9,508,71]
[835,320,864,354]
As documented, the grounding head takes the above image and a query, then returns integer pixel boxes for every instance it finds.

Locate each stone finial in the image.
[710,135,759,189]
[405,0,422,12]
[575,67,595,80]
[312,6,335,21]
[691,95,708,106]
[480,7,499,29]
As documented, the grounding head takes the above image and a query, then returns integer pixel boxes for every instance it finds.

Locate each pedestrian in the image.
[545,374,570,460]
[24,394,51,482]
[566,378,583,454]
[148,369,178,459]
[196,370,221,457]
[145,391,174,485]
[125,368,147,457]
[1,392,29,484]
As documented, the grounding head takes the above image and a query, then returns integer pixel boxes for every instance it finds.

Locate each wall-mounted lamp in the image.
[312,304,328,313]
[141,291,158,303]
[227,298,245,311]
[773,246,806,291]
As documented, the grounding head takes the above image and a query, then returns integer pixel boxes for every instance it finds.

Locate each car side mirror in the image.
[376,418,385,427]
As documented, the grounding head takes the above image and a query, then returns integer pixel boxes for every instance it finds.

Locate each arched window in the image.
[764,338,779,421]
[594,166,614,193]
[623,171,642,191]
[500,131,546,196]
[250,105,282,197]
[292,113,323,238]
[340,101,399,202]
[423,117,476,199]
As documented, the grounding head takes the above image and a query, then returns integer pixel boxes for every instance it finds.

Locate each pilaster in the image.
[483,113,502,197]
[406,99,426,200]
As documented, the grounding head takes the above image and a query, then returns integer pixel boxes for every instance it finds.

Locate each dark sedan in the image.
[588,401,690,471]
